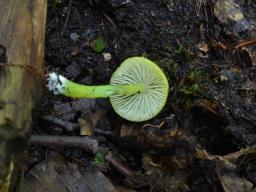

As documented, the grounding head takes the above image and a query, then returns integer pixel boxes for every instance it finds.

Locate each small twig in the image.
[235,39,256,49]
[196,0,203,16]
[42,115,79,132]
[106,152,134,177]
[93,128,114,136]
[102,12,116,26]
[61,0,73,35]
[29,135,99,153]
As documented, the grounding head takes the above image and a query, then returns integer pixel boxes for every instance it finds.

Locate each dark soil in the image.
[29,0,256,191]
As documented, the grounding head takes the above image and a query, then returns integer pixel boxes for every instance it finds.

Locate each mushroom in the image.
[47,57,169,122]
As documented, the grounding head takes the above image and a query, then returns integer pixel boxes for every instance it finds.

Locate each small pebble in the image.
[219,75,228,81]
[70,32,79,41]
[103,53,112,62]
[150,11,156,17]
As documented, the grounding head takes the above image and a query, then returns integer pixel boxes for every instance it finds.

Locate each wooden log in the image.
[0,0,47,191]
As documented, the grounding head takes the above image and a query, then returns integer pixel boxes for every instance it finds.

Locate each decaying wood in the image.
[0,1,47,191]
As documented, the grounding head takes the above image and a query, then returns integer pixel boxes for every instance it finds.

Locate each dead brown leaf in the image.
[21,156,119,192]
[194,147,256,192]
[196,99,218,114]
[198,41,210,53]
[79,110,107,136]
[219,172,254,192]
[120,125,136,137]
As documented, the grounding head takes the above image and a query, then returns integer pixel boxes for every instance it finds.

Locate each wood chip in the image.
[65,61,81,78]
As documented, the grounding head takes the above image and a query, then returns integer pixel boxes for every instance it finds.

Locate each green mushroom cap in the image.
[110,57,169,122]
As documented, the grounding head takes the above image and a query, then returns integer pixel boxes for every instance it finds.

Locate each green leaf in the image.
[180,84,201,96]
[94,152,105,166]
[90,37,105,53]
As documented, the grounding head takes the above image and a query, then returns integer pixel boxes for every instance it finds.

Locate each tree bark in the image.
[0,0,47,191]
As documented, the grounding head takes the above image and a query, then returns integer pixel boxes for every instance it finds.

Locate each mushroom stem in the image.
[47,72,145,98]
[64,81,145,98]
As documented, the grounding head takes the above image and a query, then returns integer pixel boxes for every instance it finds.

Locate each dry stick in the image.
[29,135,134,177]
[42,115,79,132]
[30,135,99,153]
[61,0,73,35]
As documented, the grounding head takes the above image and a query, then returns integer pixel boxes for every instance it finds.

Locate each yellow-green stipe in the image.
[63,80,145,98]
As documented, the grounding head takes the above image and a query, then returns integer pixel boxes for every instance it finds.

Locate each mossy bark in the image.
[0,0,47,191]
